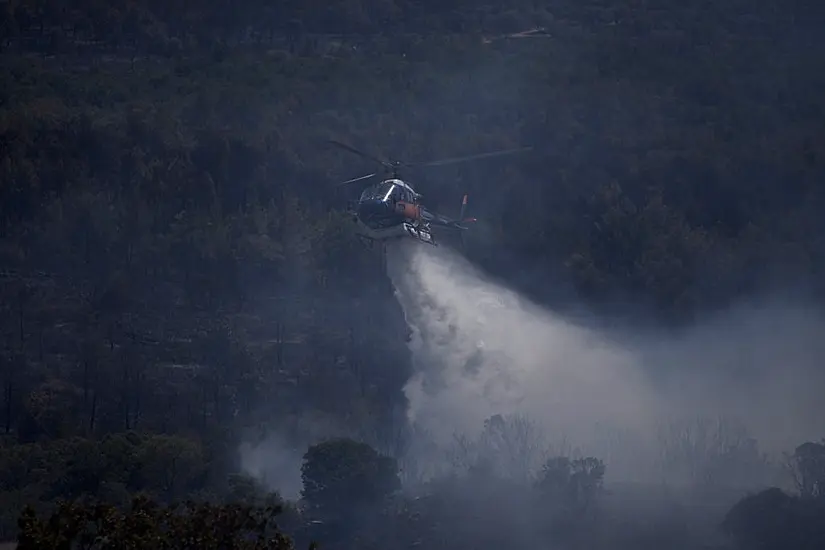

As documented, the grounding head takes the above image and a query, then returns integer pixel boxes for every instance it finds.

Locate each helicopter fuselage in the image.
[353,179,420,228]
[329,138,529,249]
[350,178,435,245]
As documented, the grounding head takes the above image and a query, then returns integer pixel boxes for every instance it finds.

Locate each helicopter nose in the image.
[357,199,391,220]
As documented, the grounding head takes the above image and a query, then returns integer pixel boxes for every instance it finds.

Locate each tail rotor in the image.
[458,194,477,251]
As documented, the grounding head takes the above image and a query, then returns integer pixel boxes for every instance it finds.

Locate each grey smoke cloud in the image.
[385,240,825,484]
[239,433,305,500]
[241,238,825,495]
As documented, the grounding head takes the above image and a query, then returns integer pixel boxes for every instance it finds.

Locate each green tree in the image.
[17,495,304,550]
[535,455,606,531]
[787,440,825,499]
[723,487,825,550]
[300,438,400,521]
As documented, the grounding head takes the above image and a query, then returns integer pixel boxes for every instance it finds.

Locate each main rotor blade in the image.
[336,172,377,186]
[328,139,390,168]
[411,146,533,168]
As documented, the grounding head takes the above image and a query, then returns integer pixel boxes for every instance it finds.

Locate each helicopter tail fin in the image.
[459,194,477,225]
[458,194,472,251]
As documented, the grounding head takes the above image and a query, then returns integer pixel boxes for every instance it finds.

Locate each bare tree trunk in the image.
[3,365,13,434]
[89,391,97,433]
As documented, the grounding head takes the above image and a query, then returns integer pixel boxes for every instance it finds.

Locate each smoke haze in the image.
[241,238,825,495]
[385,240,825,485]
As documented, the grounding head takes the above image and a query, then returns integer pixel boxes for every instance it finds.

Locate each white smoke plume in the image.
[385,240,825,485]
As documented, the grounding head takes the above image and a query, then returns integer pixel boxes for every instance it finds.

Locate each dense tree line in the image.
[12,428,825,549]
[1,0,825,547]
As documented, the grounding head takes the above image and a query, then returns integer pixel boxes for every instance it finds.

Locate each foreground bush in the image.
[17,495,312,550]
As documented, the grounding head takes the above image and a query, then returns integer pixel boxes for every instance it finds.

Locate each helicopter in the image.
[328,139,531,247]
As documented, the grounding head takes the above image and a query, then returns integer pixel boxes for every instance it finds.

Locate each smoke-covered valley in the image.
[242,238,825,503]
[5,0,825,547]
[383,241,825,490]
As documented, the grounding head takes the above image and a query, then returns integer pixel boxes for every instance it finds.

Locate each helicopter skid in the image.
[356,221,436,246]
[403,222,436,245]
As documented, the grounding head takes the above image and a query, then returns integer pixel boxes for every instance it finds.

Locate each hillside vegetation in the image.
[1,0,825,548]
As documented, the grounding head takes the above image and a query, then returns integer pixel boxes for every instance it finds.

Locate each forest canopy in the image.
[1,0,825,548]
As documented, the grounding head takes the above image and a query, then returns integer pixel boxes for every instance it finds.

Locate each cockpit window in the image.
[359,181,395,202]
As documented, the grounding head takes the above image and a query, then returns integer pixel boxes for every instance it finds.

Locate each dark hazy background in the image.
[1,0,825,549]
